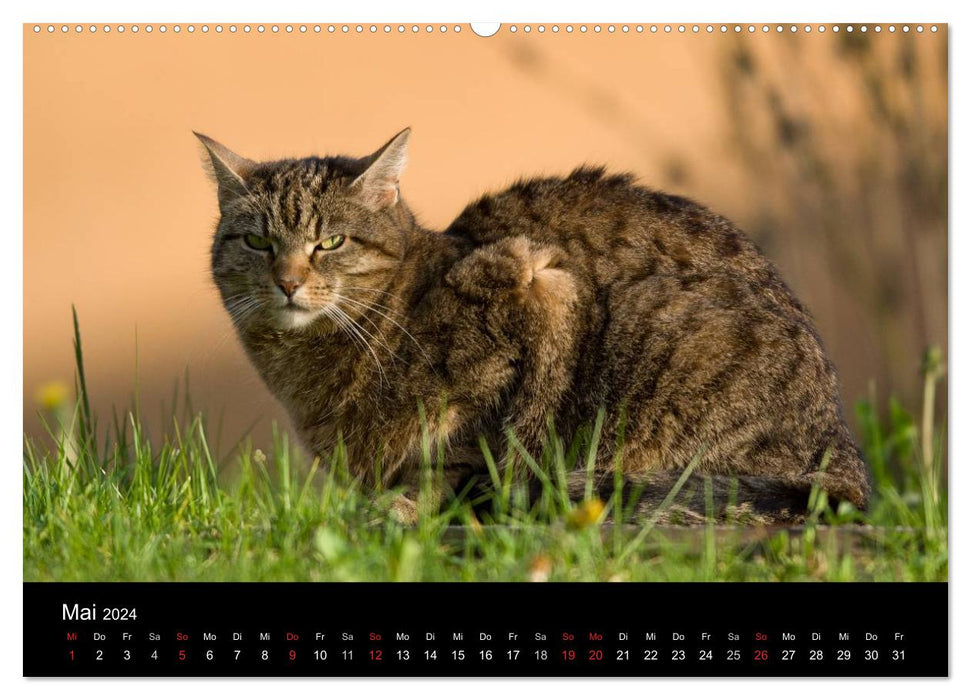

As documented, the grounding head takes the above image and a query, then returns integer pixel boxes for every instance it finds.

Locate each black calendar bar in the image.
[23,582,947,677]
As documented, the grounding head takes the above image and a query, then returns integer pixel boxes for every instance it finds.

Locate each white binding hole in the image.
[470,23,499,37]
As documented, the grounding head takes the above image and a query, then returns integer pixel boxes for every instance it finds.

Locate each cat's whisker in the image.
[331,295,407,366]
[340,285,409,305]
[226,297,266,327]
[322,307,369,364]
[333,293,434,371]
[333,308,396,383]
[328,305,388,388]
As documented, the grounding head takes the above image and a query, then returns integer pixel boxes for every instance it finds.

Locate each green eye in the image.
[244,233,273,251]
[317,235,346,252]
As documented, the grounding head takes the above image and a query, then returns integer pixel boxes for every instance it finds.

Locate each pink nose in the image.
[277,280,301,298]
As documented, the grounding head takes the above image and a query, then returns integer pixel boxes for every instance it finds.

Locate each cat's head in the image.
[197,129,413,332]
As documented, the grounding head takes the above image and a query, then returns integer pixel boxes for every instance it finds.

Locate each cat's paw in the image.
[388,495,419,526]
[446,237,571,303]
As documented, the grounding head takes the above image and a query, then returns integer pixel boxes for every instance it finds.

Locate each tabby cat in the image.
[197,128,870,524]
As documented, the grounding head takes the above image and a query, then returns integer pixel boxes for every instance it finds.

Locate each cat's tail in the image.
[563,467,863,525]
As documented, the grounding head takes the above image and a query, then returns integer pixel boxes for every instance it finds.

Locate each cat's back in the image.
[445,166,805,318]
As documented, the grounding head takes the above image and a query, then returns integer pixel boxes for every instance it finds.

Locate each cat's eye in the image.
[316,235,346,252]
[244,233,273,251]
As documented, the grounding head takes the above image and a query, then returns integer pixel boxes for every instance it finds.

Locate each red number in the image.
[562,650,576,661]
[289,649,296,661]
[178,649,186,661]
[588,649,603,661]
[754,649,768,662]
[370,649,383,662]
[68,650,74,661]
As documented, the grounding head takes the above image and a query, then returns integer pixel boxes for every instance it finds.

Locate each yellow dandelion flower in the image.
[35,381,70,411]
[566,498,606,529]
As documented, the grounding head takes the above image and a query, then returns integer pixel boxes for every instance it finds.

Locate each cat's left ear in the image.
[351,128,411,210]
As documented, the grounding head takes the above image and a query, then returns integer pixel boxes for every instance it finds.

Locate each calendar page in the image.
[21,20,948,678]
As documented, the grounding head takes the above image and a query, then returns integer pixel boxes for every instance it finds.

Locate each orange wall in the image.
[24,26,947,452]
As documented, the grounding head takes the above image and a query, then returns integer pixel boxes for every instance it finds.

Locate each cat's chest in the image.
[244,332,361,420]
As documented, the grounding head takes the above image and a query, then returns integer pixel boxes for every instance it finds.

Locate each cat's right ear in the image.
[194,132,256,210]
[351,128,411,210]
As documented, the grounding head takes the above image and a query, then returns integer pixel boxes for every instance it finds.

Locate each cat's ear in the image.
[194,132,256,210]
[351,128,411,210]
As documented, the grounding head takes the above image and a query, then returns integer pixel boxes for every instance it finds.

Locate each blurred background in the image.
[24,25,947,462]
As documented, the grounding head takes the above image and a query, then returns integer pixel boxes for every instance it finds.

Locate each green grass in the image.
[23,314,947,582]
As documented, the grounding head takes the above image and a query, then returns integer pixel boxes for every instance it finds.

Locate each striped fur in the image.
[198,130,870,524]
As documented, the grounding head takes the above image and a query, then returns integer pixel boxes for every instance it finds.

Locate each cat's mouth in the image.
[283,299,312,312]
[276,301,323,329]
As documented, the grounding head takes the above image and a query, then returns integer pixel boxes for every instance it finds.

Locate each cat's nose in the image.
[277,280,302,298]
